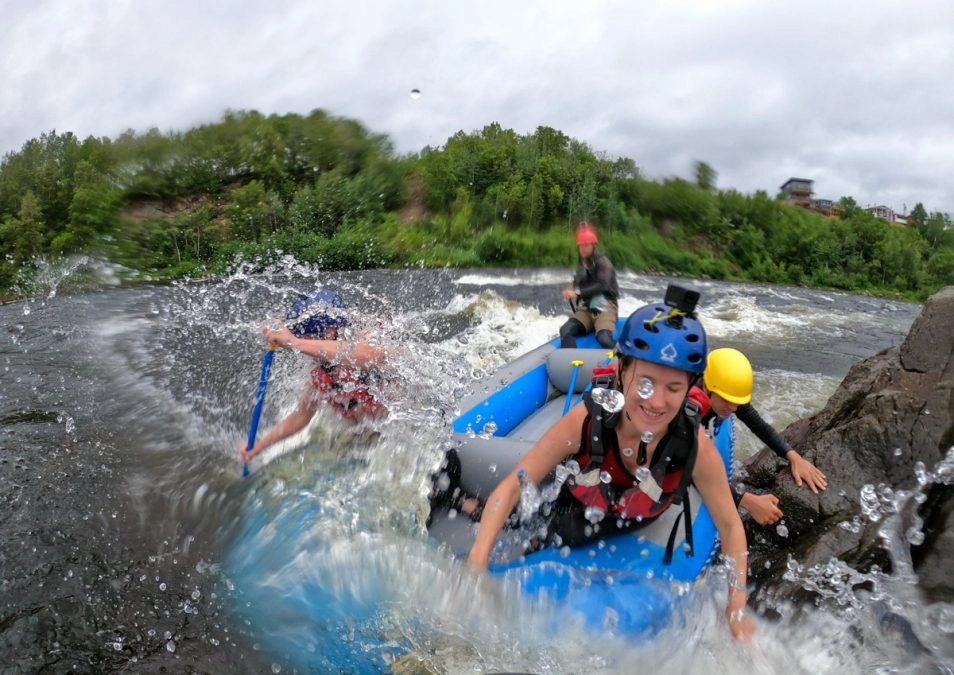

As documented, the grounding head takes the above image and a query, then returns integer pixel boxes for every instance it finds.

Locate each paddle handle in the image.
[562,360,585,416]
[242,348,275,478]
[575,351,615,407]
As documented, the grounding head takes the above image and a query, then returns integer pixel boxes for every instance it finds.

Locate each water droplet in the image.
[641,431,654,444]
[636,376,654,399]
[584,506,605,523]
[599,471,612,484]
[776,523,789,537]
[622,447,633,457]
[635,467,651,483]
[906,527,925,545]
[410,88,421,99]
[935,606,954,633]
[165,640,176,653]
[591,387,624,413]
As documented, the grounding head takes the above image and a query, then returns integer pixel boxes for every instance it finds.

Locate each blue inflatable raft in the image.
[428,323,735,636]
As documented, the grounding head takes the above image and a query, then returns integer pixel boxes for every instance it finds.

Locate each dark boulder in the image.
[739,286,954,612]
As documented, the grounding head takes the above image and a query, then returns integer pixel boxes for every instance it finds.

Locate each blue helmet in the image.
[617,296,707,374]
[285,289,348,337]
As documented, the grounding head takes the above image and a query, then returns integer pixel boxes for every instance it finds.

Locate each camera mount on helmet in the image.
[661,284,700,328]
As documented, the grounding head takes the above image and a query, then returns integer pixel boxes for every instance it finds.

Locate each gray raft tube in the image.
[449,346,616,499]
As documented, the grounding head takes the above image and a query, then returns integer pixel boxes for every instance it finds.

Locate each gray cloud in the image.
[3,0,952,214]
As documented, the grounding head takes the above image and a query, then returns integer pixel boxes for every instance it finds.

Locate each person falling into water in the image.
[239,288,390,464]
[689,347,828,525]
[559,221,619,350]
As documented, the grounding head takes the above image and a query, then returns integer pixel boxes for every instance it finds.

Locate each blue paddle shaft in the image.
[243,349,275,477]
[563,361,582,416]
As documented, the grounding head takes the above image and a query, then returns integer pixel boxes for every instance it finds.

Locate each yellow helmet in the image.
[704,348,753,405]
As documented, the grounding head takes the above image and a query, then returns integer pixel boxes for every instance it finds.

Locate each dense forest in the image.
[1,108,952,301]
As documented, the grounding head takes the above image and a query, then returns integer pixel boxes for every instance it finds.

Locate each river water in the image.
[2,258,946,674]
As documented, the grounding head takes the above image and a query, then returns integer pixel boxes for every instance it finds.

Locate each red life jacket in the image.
[310,363,384,422]
[688,385,711,417]
[565,390,702,562]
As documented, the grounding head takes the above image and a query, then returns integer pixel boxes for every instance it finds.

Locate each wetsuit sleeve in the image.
[732,484,744,507]
[735,403,792,460]
[601,255,620,301]
[595,254,619,301]
[577,275,602,301]
[571,265,585,290]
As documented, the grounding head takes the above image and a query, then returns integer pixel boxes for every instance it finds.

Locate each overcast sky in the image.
[3,0,953,214]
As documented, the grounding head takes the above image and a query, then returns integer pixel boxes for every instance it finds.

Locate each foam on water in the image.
[438,289,564,373]
[455,269,570,287]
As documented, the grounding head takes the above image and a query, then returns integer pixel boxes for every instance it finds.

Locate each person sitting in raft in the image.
[239,288,389,463]
[559,221,619,350]
[467,286,756,640]
[688,347,828,526]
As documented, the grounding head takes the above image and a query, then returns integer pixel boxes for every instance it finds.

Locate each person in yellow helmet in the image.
[688,348,827,525]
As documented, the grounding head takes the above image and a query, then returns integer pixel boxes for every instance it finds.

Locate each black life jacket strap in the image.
[663,491,694,564]
[581,395,606,471]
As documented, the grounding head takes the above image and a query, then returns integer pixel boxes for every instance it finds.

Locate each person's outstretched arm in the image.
[738,491,783,525]
[468,404,585,569]
[735,403,827,492]
[240,387,319,461]
[693,430,756,640]
[262,321,386,368]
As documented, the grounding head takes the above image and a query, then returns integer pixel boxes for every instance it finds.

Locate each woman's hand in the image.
[261,320,297,350]
[726,608,757,641]
[788,452,827,493]
[740,492,783,525]
[466,547,490,571]
[238,442,255,464]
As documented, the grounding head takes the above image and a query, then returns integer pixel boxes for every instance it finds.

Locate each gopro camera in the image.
[663,284,700,317]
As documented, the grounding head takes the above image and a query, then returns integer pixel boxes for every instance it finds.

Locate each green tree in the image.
[907,203,928,231]
[0,191,45,262]
[694,161,717,191]
[837,195,861,218]
[61,160,122,253]
[225,180,285,240]
[918,211,947,248]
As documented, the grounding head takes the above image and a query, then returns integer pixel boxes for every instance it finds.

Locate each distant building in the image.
[780,178,814,208]
[865,205,908,225]
[780,178,841,217]
[813,198,841,218]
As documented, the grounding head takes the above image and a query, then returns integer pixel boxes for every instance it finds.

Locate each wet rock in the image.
[741,286,954,609]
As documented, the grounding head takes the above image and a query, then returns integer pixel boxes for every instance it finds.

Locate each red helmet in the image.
[576,222,598,245]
